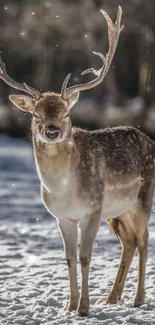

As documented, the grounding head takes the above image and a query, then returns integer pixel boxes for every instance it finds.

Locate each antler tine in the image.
[81,51,107,77]
[61,73,71,100]
[61,6,124,98]
[23,82,42,99]
[0,56,42,100]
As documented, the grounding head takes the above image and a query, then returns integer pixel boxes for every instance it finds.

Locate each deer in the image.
[0,6,154,317]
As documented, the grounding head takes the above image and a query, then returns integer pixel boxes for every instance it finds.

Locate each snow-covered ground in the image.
[0,136,155,325]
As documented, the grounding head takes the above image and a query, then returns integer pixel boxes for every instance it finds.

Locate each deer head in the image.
[0,7,123,144]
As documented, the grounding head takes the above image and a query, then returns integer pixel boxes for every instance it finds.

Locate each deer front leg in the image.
[78,212,101,317]
[58,220,79,311]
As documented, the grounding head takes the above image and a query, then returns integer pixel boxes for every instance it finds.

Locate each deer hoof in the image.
[133,292,145,307]
[77,297,89,316]
[78,310,88,317]
[106,294,120,304]
[133,299,144,307]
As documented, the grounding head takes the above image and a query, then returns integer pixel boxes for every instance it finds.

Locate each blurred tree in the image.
[0,0,155,137]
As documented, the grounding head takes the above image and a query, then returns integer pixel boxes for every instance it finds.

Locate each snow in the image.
[0,136,155,324]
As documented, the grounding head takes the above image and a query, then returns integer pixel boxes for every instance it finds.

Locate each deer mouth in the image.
[44,126,62,142]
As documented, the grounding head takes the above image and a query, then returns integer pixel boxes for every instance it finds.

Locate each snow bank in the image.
[0,136,155,325]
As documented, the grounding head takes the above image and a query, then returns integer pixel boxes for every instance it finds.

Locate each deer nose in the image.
[45,126,61,140]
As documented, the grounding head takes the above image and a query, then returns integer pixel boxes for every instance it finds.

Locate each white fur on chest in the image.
[42,188,90,221]
[37,161,71,194]
[39,167,91,221]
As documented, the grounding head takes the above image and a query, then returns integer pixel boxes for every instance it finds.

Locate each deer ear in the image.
[67,91,79,109]
[9,95,35,112]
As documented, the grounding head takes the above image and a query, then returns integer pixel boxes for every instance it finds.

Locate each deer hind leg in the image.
[106,213,137,304]
[58,220,79,312]
[129,208,150,307]
[130,182,153,307]
[133,227,148,307]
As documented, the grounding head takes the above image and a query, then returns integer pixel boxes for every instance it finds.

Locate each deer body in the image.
[31,123,154,315]
[0,6,153,317]
[34,126,150,222]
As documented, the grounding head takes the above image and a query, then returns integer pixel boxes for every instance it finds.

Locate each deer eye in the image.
[63,113,70,119]
[33,113,40,120]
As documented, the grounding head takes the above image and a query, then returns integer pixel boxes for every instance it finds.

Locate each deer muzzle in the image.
[45,125,61,141]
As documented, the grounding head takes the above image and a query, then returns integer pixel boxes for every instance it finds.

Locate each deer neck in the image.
[32,128,75,191]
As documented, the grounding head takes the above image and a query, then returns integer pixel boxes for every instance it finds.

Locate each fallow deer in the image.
[0,7,153,317]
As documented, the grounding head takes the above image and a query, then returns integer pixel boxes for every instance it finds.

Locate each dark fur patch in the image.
[67,259,72,268]
[118,261,125,283]
[107,218,126,239]
[80,256,89,267]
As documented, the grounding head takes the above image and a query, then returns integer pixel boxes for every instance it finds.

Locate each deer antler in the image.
[61,6,124,100]
[0,56,42,100]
